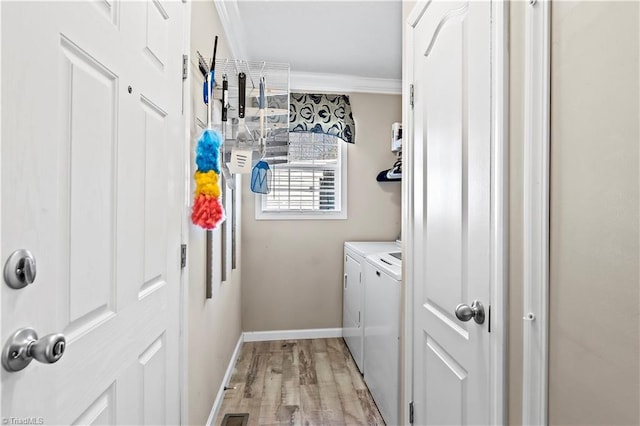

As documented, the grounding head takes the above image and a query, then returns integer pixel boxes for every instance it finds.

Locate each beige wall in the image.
[549,2,639,424]
[188,2,242,424]
[241,93,402,332]
[507,2,640,424]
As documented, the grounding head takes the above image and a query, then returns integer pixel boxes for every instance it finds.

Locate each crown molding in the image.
[291,71,402,95]
[213,0,248,60]
[213,0,401,95]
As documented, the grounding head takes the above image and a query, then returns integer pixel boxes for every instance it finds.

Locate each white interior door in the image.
[410,1,493,424]
[1,1,185,423]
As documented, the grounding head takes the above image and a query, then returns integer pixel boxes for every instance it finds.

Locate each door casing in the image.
[402,1,509,423]
[180,1,193,424]
[522,0,550,424]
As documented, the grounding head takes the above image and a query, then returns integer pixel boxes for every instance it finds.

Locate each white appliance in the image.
[391,122,402,152]
[343,242,398,374]
[364,250,402,426]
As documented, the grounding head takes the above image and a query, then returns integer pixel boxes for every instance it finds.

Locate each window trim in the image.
[255,141,348,220]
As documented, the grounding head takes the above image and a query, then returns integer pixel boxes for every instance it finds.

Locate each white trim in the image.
[243,328,343,342]
[213,1,400,95]
[522,0,550,425]
[255,208,348,221]
[407,0,430,27]
[291,71,402,95]
[212,0,248,60]
[0,1,4,420]
[490,1,509,424]
[206,334,245,426]
[180,2,192,424]
[402,2,422,424]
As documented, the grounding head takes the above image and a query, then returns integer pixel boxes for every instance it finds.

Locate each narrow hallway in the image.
[216,338,384,426]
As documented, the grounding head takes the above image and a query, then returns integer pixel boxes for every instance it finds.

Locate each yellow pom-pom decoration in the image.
[195,170,221,198]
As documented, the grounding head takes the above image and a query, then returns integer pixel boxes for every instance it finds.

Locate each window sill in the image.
[255,208,348,221]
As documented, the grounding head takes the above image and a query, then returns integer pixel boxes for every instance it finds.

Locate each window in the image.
[256,132,347,219]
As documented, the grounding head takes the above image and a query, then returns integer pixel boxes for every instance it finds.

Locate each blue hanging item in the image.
[202,36,218,105]
[250,160,271,194]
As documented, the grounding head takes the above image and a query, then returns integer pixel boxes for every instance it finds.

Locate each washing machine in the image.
[343,242,398,374]
[364,250,402,426]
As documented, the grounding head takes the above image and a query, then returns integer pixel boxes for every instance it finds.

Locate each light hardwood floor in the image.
[215,338,386,426]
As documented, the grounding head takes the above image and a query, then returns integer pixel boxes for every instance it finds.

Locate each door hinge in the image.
[182,54,188,80]
[409,400,414,424]
[410,84,415,109]
[359,272,361,282]
[180,244,187,268]
[358,311,361,327]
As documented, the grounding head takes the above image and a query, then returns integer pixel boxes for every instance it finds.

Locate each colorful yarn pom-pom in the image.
[192,129,224,229]
[195,171,221,198]
[191,194,224,229]
[195,130,221,174]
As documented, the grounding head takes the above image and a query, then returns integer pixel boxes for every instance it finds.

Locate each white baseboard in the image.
[242,327,343,342]
[206,333,244,426]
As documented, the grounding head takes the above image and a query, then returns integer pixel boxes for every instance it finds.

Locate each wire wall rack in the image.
[206,59,291,166]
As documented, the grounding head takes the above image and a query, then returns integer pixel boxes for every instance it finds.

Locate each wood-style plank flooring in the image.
[215,338,385,426]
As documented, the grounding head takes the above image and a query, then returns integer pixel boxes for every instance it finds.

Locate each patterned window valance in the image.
[289,93,356,144]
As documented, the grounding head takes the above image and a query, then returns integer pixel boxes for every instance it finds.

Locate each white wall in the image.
[187,2,242,424]
[241,93,402,332]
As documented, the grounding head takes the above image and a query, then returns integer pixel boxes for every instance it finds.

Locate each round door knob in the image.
[29,333,66,364]
[2,328,66,372]
[455,300,485,324]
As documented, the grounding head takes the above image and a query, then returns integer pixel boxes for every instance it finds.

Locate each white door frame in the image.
[401,1,415,423]
[0,1,4,422]
[402,1,509,424]
[522,0,550,424]
[180,1,192,424]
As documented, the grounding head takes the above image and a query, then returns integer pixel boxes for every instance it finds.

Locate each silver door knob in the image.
[455,300,485,324]
[2,328,66,372]
[4,249,37,289]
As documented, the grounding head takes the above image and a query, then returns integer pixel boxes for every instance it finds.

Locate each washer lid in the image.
[366,251,402,280]
[345,241,399,257]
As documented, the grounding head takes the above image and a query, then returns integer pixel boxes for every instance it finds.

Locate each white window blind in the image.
[261,132,344,214]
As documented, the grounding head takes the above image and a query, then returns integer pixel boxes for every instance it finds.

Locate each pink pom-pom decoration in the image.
[191,194,225,230]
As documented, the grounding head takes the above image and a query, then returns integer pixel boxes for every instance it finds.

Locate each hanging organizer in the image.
[206,59,291,182]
